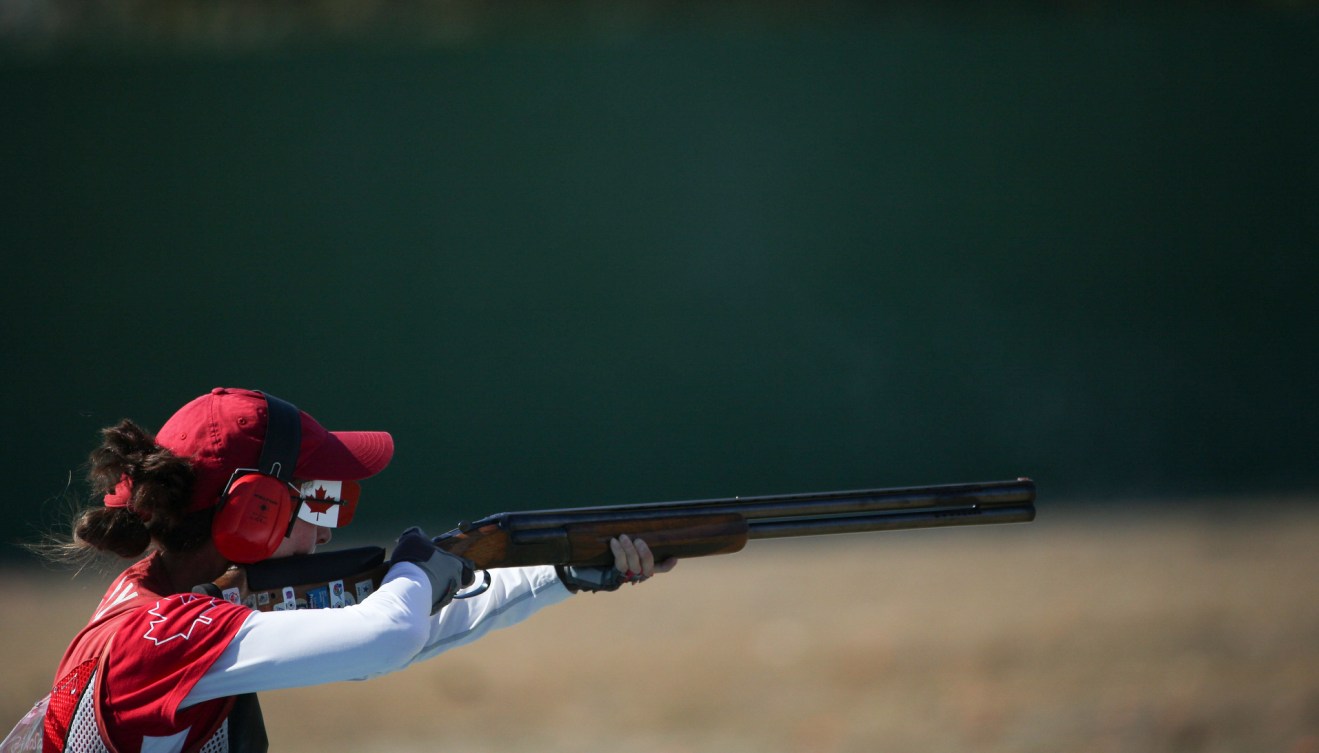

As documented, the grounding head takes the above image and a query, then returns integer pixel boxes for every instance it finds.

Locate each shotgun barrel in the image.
[476,477,1036,535]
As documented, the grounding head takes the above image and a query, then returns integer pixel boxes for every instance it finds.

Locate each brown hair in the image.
[50,419,214,562]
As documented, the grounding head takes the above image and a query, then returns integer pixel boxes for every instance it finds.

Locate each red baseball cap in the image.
[146,387,394,513]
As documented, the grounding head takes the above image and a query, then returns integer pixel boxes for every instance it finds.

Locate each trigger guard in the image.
[454,570,492,599]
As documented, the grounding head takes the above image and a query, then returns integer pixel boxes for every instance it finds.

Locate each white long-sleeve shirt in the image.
[182,563,572,707]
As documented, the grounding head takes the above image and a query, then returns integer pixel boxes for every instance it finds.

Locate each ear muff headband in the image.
[212,393,303,564]
[257,394,301,482]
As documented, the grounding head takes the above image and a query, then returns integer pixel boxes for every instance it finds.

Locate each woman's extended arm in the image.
[407,564,572,665]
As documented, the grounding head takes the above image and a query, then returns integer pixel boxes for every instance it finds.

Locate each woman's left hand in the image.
[556,534,678,593]
[609,534,679,584]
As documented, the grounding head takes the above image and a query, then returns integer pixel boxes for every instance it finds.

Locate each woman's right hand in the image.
[390,527,475,613]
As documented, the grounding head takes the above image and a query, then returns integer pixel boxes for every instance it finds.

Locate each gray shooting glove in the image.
[390,527,476,614]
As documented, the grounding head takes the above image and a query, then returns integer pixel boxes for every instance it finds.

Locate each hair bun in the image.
[74,507,150,558]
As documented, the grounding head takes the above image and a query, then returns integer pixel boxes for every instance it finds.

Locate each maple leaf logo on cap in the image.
[303,485,337,516]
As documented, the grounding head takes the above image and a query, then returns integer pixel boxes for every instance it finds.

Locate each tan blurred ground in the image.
[4,503,1318,753]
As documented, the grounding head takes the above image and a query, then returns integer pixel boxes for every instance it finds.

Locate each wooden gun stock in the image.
[196,478,1035,609]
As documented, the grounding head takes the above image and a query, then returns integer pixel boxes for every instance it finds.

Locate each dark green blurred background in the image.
[3,3,1317,560]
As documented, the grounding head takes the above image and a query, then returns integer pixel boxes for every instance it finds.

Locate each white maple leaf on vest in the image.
[142,595,222,646]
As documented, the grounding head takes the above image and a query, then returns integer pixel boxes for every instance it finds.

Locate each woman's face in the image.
[270,517,331,559]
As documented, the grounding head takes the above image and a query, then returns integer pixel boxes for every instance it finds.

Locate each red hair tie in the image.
[103,475,149,520]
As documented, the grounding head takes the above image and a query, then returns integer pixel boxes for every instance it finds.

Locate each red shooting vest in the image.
[43,554,256,753]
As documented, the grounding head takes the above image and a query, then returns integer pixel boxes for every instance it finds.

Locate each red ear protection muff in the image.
[212,393,302,564]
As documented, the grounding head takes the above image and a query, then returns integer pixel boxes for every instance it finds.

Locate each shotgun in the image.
[198,477,1036,610]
